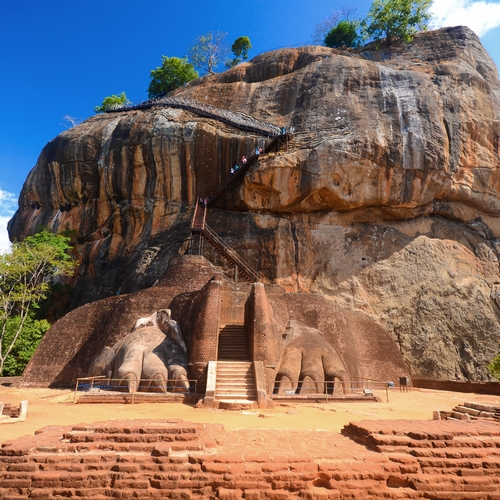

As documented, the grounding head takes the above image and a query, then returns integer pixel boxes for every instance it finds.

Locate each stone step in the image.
[216,363,252,369]
[217,349,249,356]
[454,405,482,417]
[408,472,500,492]
[463,402,500,413]
[451,411,471,420]
[215,382,256,390]
[215,392,257,399]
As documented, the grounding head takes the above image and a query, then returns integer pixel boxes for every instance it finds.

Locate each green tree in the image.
[225,36,252,68]
[488,351,500,381]
[313,6,358,44]
[2,315,50,376]
[188,31,229,75]
[364,0,433,45]
[324,20,361,48]
[94,92,130,113]
[0,231,76,375]
[147,56,199,99]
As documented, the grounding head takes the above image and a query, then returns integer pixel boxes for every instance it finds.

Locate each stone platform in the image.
[1,418,500,498]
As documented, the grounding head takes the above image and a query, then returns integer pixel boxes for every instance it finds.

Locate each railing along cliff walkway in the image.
[190,203,260,283]
[106,96,281,138]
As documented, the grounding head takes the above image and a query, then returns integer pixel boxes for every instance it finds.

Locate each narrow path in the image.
[106,96,281,137]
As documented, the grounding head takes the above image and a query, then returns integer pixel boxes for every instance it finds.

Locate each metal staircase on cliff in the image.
[208,132,293,208]
[190,203,260,283]
[189,127,295,283]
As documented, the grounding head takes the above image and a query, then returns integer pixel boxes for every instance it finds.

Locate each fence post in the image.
[73,379,79,404]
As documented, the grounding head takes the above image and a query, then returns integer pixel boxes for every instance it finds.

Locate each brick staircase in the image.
[342,419,500,498]
[215,361,257,402]
[217,324,249,361]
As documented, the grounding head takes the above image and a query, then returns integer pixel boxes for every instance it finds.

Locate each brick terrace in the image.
[1,418,500,498]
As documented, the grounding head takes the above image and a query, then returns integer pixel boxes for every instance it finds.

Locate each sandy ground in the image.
[1,386,499,444]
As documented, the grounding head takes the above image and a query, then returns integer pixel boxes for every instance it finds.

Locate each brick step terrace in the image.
[342,419,500,499]
[2,419,500,499]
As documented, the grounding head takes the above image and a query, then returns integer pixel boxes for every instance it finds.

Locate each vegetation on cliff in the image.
[488,351,500,381]
[320,0,433,48]
[324,20,361,48]
[147,56,199,99]
[94,92,130,113]
[226,36,252,68]
[364,0,433,44]
[0,231,75,375]
[188,30,230,75]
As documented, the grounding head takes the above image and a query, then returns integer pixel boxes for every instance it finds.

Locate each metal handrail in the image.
[73,377,199,404]
[201,224,259,282]
[272,378,399,403]
[190,201,260,282]
[106,96,281,137]
[208,134,286,207]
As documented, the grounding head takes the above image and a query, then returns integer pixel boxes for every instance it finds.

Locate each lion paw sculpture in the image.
[88,309,189,394]
[276,320,350,395]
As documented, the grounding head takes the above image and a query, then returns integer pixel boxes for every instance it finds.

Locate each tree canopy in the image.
[147,56,199,99]
[94,92,130,113]
[188,31,229,75]
[324,20,361,48]
[0,231,76,375]
[312,6,359,44]
[226,36,252,68]
[364,0,433,45]
[488,351,500,381]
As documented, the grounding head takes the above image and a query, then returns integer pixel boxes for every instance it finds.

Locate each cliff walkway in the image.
[107,95,289,283]
[110,95,291,283]
[190,129,293,282]
[208,132,291,208]
[106,96,281,137]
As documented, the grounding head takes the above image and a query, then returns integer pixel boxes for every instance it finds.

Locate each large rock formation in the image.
[10,26,500,381]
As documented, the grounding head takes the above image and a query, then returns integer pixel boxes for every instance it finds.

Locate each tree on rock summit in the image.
[225,36,252,68]
[188,30,229,75]
[147,56,199,98]
[364,0,433,45]
[313,6,359,45]
[324,20,361,48]
[94,92,130,113]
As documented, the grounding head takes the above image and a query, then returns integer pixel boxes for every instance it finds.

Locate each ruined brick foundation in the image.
[1,418,500,498]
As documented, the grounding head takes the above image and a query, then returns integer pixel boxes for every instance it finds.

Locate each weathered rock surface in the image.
[9,26,500,380]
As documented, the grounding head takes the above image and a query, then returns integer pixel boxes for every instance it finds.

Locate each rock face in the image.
[9,26,500,381]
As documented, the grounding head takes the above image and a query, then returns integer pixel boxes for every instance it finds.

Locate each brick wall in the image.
[412,377,500,395]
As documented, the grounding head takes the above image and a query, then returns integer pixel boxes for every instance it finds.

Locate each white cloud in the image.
[0,216,13,254]
[431,0,500,36]
[0,188,18,254]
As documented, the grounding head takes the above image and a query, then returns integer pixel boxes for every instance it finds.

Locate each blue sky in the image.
[1,0,500,251]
